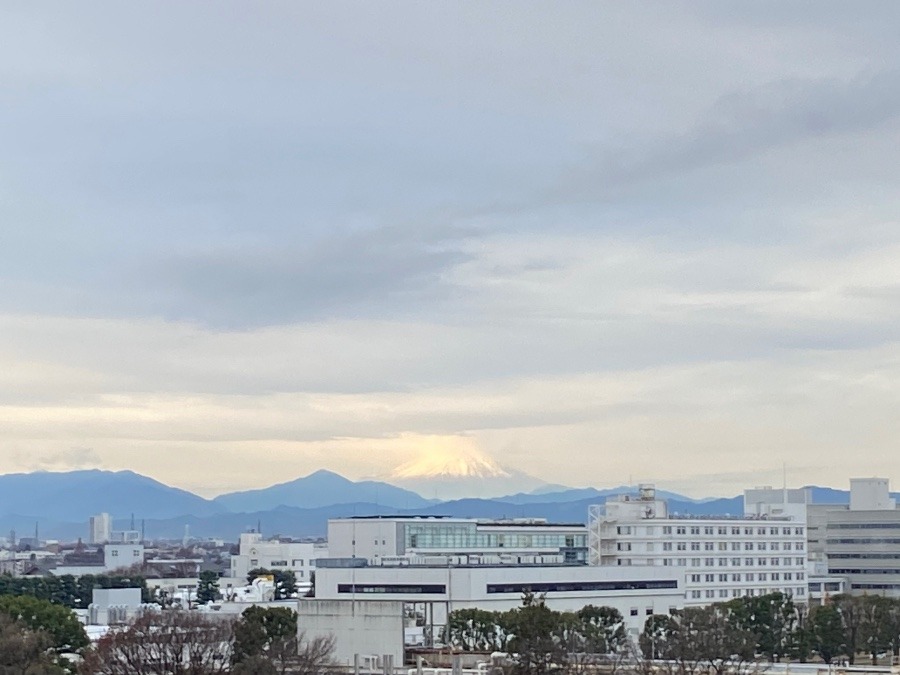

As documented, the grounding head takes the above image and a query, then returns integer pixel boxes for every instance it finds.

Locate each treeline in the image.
[644,593,900,668]
[81,605,334,675]
[447,592,900,673]
[0,572,152,608]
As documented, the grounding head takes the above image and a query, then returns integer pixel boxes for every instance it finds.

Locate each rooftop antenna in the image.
[783,462,788,504]
[141,519,145,544]
[257,519,261,536]
[34,521,38,542]
[130,513,135,530]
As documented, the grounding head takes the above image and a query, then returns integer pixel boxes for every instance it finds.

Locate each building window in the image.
[784,542,792,551]
[663,543,672,551]
[771,557,780,566]
[630,608,639,616]
[690,543,700,551]
[745,542,754,551]
[690,527,700,535]
[759,573,768,582]
[732,573,741,582]
[704,527,714,535]
[758,543,767,551]
[746,573,755,581]
[705,574,714,582]
[731,558,741,566]
[676,527,686,535]
[731,542,740,551]
[271,560,287,567]
[690,574,701,582]
[769,528,778,536]
[719,574,728,582]
[691,590,701,599]
[292,559,304,567]
[745,558,754,566]
[677,542,686,551]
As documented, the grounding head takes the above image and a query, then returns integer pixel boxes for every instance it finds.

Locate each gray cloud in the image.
[1,3,900,494]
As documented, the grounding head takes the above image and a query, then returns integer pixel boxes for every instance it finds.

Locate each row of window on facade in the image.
[615,525,805,537]
[687,587,806,600]
[615,557,807,567]
[615,541,805,552]
[687,571,805,583]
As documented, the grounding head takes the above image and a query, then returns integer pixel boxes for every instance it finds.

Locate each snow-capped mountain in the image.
[383,446,548,500]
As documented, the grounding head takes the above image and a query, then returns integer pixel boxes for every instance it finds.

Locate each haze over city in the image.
[2,3,900,498]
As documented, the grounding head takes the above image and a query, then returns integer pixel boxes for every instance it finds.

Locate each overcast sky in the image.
[2,2,900,498]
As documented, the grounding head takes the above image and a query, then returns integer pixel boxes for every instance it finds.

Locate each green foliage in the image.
[246,568,297,601]
[0,594,89,653]
[506,592,569,675]
[446,608,509,652]
[810,603,844,664]
[233,605,299,665]
[0,572,151,608]
[0,614,66,674]
[197,570,220,604]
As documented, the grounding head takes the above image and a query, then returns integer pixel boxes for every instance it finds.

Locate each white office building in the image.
[89,513,112,545]
[589,485,809,605]
[327,516,587,565]
[808,477,900,597]
[314,562,682,635]
[229,532,327,584]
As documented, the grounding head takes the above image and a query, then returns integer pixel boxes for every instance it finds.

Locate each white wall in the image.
[314,564,683,633]
[230,533,326,583]
[296,599,405,668]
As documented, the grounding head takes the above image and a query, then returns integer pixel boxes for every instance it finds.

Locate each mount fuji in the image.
[381,446,548,500]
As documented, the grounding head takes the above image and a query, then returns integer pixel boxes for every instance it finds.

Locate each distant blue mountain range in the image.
[0,469,879,541]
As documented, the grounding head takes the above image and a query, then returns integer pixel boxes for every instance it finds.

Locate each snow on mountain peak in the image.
[389,446,512,480]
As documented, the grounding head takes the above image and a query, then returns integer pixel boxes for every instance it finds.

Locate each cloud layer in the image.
[2,2,900,497]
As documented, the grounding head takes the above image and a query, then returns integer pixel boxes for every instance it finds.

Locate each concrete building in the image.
[297,599,405,669]
[89,513,112,545]
[808,477,900,597]
[589,485,809,605]
[313,562,682,635]
[327,516,588,565]
[53,544,144,576]
[229,531,326,584]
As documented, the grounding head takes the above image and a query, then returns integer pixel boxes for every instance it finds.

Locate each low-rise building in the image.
[327,515,587,565]
[229,532,326,584]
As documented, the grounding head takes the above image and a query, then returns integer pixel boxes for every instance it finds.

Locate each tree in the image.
[0,593,89,654]
[0,614,65,674]
[232,606,334,675]
[639,614,676,662]
[79,610,234,675]
[505,592,568,675]
[446,608,507,652]
[810,603,844,665]
[575,605,628,655]
[834,594,865,664]
[246,569,297,601]
[197,570,221,605]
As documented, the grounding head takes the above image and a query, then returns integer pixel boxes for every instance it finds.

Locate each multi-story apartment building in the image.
[589,485,809,605]
[808,477,900,597]
[229,531,327,585]
[327,515,588,565]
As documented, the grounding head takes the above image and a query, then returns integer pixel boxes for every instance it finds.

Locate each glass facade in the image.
[403,522,586,551]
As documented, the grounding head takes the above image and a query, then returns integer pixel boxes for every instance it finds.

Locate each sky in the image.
[2,2,900,498]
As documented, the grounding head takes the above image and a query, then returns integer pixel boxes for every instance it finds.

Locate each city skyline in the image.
[2,4,900,498]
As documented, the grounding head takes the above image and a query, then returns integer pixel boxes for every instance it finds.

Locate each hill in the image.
[212,469,433,512]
